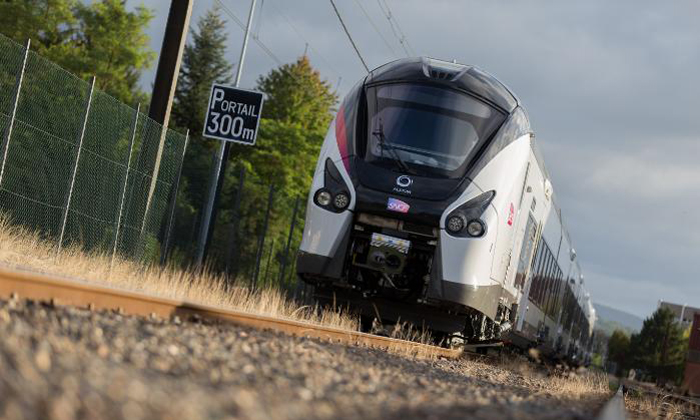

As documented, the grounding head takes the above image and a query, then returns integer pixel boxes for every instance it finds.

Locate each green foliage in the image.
[172,7,232,206]
[256,55,337,131]
[0,0,154,104]
[607,329,631,376]
[168,9,337,287]
[173,6,232,142]
[0,0,77,49]
[630,307,687,385]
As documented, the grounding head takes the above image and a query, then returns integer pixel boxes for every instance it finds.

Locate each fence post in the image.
[111,103,140,268]
[252,184,274,288]
[0,38,31,188]
[160,130,189,266]
[225,165,246,276]
[57,76,95,255]
[279,195,300,285]
[263,238,275,288]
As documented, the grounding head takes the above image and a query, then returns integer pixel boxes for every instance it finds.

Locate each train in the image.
[296,57,595,363]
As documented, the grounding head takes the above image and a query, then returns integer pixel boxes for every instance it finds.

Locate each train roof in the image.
[365,57,519,113]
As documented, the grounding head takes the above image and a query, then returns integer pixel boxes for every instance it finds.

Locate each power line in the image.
[375,0,414,56]
[253,0,264,38]
[382,0,415,55]
[267,0,345,81]
[329,0,370,73]
[215,0,282,66]
[351,0,398,57]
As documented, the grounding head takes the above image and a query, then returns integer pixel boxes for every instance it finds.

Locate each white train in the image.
[296,57,595,362]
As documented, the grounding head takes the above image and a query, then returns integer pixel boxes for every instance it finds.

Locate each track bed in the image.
[0,296,609,420]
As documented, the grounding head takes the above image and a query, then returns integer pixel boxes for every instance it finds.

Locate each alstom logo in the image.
[387,197,410,213]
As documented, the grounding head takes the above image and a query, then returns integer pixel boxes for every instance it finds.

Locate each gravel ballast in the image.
[0,297,605,420]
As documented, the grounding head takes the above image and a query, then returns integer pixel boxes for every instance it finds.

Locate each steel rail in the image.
[595,386,627,420]
[0,265,462,359]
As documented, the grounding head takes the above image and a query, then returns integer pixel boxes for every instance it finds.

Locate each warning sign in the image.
[202,83,264,145]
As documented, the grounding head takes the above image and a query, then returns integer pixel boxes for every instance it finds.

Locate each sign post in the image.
[195,0,259,267]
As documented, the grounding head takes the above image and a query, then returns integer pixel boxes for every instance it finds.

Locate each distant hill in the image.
[594,303,644,336]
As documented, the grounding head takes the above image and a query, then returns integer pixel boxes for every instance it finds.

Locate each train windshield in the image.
[364,83,505,178]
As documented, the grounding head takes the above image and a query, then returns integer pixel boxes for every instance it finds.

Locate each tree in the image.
[172,6,232,141]
[0,0,154,104]
[631,307,687,385]
[607,329,631,376]
[201,55,337,278]
[256,55,337,131]
[68,0,155,104]
[204,56,338,278]
[0,0,77,51]
[169,6,233,258]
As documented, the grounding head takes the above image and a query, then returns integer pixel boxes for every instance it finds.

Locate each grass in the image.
[0,215,648,405]
[0,216,359,332]
[495,353,610,398]
[624,387,698,420]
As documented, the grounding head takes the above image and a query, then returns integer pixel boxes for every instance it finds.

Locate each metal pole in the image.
[160,130,189,265]
[111,103,141,267]
[195,150,221,265]
[57,76,96,254]
[225,166,246,275]
[279,196,300,284]
[252,184,274,288]
[196,0,258,267]
[0,38,31,188]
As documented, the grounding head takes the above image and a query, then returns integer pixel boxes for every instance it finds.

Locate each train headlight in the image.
[446,215,466,234]
[466,220,485,237]
[314,190,332,207]
[444,190,495,237]
[333,192,350,210]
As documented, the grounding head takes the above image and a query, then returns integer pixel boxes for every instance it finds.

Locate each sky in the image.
[137,0,700,319]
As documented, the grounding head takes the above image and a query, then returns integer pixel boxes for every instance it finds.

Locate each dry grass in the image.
[0,217,359,332]
[479,353,611,400]
[624,388,697,420]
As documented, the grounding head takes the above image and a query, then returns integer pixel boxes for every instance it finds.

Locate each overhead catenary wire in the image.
[267,0,345,81]
[383,0,415,55]
[375,0,414,57]
[329,0,370,73]
[351,0,398,58]
[215,0,282,66]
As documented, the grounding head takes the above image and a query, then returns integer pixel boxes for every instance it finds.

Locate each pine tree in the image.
[631,307,687,385]
[607,329,631,376]
[169,6,233,259]
[172,6,232,138]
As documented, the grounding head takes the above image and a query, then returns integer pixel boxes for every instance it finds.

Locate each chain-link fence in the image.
[167,159,307,293]
[0,33,188,263]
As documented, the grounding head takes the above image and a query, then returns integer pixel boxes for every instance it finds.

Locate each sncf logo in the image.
[387,197,410,213]
[507,203,515,226]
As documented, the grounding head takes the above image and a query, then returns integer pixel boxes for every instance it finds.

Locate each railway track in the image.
[0,265,461,359]
[595,387,626,420]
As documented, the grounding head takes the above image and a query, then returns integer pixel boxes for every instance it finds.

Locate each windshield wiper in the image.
[371,123,415,175]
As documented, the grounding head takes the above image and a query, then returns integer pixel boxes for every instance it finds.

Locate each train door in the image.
[514,215,537,290]
[504,162,537,292]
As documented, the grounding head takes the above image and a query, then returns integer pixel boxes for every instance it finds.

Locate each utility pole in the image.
[196,0,258,267]
[140,0,193,237]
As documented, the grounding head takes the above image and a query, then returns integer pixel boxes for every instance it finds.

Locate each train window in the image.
[364,83,505,178]
[528,241,546,304]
